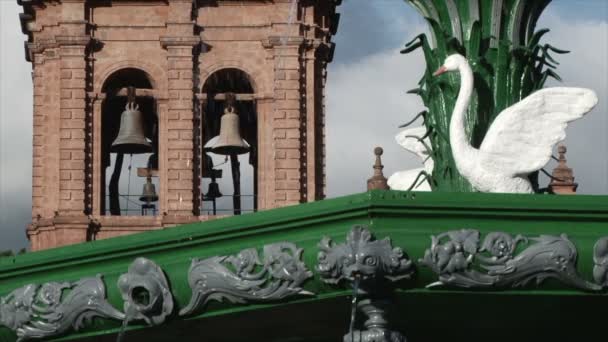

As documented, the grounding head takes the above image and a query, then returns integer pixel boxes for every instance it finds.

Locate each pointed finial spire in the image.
[367,147,389,190]
[549,144,578,194]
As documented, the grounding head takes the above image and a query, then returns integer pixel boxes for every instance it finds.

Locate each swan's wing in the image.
[395,126,434,172]
[479,87,597,176]
[388,168,431,191]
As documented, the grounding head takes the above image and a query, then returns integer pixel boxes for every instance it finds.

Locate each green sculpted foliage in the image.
[402,0,567,192]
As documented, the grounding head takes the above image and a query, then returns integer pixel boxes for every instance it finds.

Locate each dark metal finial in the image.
[367,147,389,190]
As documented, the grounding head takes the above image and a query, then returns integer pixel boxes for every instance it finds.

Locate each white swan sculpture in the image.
[388,126,433,191]
[433,54,597,193]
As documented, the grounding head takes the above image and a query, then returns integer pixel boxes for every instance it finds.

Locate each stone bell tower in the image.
[18,0,341,251]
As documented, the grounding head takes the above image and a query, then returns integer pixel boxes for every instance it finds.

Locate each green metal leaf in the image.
[527,28,550,48]
[401,41,423,54]
[425,17,448,57]
[467,20,482,59]
[398,111,427,128]
[545,44,570,54]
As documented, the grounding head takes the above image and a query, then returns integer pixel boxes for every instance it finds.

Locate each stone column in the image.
[303,41,322,202]
[57,36,90,216]
[90,94,103,215]
[163,42,195,215]
[160,0,200,216]
[157,99,170,214]
[31,50,61,220]
[255,97,275,210]
[271,40,304,207]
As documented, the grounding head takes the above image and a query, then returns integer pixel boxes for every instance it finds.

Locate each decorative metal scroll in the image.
[593,236,608,288]
[117,257,173,325]
[317,225,414,291]
[317,226,412,342]
[0,275,123,341]
[420,229,601,290]
[179,242,313,316]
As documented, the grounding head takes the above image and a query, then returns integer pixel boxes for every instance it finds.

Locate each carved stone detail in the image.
[0,275,124,341]
[179,242,313,316]
[593,236,608,288]
[117,258,173,325]
[420,229,601,290]
[317,225,413,292]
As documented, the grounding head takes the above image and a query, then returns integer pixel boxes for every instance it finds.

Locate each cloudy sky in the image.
[1,1,607,251]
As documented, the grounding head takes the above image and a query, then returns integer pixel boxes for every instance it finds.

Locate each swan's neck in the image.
[450,60,477,172]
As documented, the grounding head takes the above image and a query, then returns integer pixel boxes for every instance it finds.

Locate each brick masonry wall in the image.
[20,0,339,251]
[32,54,61,219]
[165,45,195,215]
[58,43,88,215]
[272,44,304,206]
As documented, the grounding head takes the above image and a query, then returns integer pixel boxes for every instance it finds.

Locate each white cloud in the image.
[326,45,428,197]
[537,11,608,193]
[0,2,32,251]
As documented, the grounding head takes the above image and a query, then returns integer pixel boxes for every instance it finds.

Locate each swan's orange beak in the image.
[433,66,447,76]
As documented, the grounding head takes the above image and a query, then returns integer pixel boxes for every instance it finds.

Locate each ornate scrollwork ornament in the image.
[117,257,173,325]
[179,242,313,316]
[0,275,123,341]
[317,226,412,342]
[593,236,608,288]
[317,225,414,293]
[420,229,601,290]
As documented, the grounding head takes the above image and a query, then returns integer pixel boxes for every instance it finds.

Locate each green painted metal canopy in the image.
[1,191,607,341]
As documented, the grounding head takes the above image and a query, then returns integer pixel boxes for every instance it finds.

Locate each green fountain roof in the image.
[0,191,607,341]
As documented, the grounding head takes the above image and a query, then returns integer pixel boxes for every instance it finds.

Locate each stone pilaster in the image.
[161,0,200,215]
[271,40,304,207]
[303,41,321,202]
[255,97,275,210]
[57,36,90,215]
[31,51,62,219]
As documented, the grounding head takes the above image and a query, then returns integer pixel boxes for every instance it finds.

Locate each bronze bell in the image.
[139,177,158,203]
[202,154,214,177]
[147,153,158,170]
[111,102,152,154]
[204,181,223,200]
[208,106,250,155]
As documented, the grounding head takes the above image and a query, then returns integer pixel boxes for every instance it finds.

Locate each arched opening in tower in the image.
[199,68,257,215]
[100,68,158,216]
